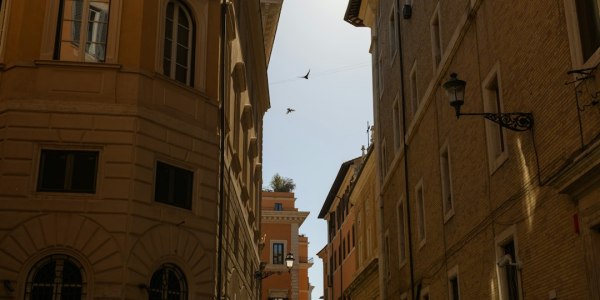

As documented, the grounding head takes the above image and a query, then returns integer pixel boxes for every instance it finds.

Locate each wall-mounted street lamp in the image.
[254,253,294,280]
[443,73,534,131]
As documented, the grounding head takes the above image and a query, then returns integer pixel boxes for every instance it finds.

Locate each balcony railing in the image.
[298,256,314,264]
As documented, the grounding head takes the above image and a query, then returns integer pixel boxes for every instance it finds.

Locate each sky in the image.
[263,0,373,297]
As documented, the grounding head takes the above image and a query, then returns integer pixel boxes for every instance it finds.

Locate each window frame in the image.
[148,263,188,300]
[440,141,455,221]
[162,0,196,86]
[274,202,283,211]
[396,196,407,267]
[25,254,86,299]
[564,0,600,68]
[410,60,418,116]
[448,265,460,300]
[430,3,442,71]
[41,0,121,63]
[415,179,426,247]
[154,160,194,210]
[482,64,508,173]
[393,94,402,150]
[54,0,111,62]
[388,3,398,63]
[495,226,523,300]
[271,241,286,265]
[0,0,10,62]
[37,149,99,194]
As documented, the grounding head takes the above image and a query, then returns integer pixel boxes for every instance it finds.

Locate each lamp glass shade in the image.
[285,253,294,269]
[443,73,466,109]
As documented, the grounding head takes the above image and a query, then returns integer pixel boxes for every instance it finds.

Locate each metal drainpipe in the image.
[395,1,416,299]
[216,0,227,299]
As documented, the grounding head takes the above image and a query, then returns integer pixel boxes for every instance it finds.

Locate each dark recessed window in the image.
[154,161,193,209]
[272,243,284,264]
[274,202,283,211]
[149,264,188,300]
[37,150,98,193]
[25,254,86,298]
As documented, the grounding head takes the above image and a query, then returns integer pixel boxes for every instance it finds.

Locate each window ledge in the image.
[34,60,121,69]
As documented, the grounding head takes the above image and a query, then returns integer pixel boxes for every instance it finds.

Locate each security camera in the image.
[497,254,520,269]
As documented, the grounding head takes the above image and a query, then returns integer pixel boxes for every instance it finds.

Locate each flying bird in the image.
[286,108,295,114]
[299,69,310,79]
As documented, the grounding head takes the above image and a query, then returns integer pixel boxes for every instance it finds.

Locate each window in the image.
[37,149,99,193]
[163,0,195,86]
[380,140,388,178]
[448,267,460,300]
[416,181,426,245]
[55,0,110,62]
[482,67,508,171]
[274,202,283,211]
[0,0,7,55]
[396,198,407,265]
[352,224,355,247]
[496,227,522,300]
[430,4,442,69]
[149,264,188,300]
[384,232,391,278]
[389,5,398,59]
[25,255,85,299]
[564,0,600,70]
[272,243,284,264]
[342,237,346,259]
[393,97,402,149]
[378,51,384,98]
[154,161,193,209]
[440,143,454,220]
[410,62,418,116]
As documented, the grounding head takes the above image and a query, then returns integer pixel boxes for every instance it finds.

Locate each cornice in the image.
[261,210,309,225]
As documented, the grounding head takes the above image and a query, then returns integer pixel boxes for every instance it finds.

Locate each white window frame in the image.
[482,64,508,173]
[495,225,523,300]
[430,3,442,71]
[563,0,600,68]
[440,141,455,222]
[415,179,426,247]
[448,265,460,300]
[410,61,418,116]
[396,197,407,267]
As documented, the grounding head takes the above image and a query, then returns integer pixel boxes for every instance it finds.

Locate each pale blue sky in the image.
[263,0,373,297]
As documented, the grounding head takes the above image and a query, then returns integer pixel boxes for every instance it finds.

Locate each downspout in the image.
[216,0,227,299]
[395,1,416,299]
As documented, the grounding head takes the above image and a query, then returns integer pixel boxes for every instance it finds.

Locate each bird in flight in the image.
[299,69,310,79]
[286,108,295,114]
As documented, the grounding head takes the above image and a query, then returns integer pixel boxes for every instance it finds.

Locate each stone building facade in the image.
[260,191,312,300]
[345,0,600,299]
[0,0,281,299]
[346,147,379,300]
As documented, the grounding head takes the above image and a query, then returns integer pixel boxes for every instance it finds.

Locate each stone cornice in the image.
[261,210,309,225]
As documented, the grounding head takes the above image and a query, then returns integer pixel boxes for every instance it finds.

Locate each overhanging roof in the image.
[318,157,360,218]
[344,0,365,27]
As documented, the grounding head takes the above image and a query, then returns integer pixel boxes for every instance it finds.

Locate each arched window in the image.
[163,0,195,86]
[25,255,86,299]
[149,264,188,300]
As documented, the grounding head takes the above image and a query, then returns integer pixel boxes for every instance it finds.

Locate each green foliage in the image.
[269,173,296,192]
